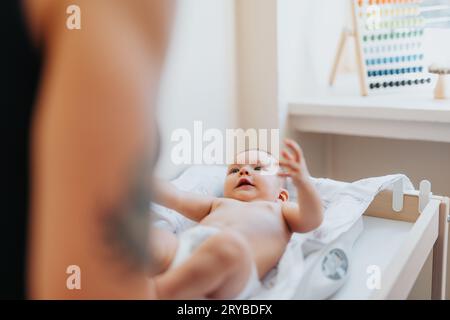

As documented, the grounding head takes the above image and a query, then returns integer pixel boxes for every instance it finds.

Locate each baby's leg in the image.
[148,227,178,275]
[154,230,254,299]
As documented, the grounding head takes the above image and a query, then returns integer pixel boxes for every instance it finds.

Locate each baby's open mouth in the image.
[235,178,254,189]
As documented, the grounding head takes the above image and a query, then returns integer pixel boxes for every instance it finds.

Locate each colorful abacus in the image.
[352,0,431,95]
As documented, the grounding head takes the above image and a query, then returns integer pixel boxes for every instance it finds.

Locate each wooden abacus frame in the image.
[330,0,427,97]
[329,0,369,96]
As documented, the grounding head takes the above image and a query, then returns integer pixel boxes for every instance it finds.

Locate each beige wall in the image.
[236,0,279,130]
[293,133,450,196]
[156,0,237,179]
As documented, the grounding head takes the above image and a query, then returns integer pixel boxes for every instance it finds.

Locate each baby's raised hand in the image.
[277,139,311,187]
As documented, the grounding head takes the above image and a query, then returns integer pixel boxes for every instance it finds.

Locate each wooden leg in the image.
[431,197,449,299]
[329,28,352,86]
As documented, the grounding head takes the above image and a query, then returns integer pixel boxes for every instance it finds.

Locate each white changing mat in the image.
[150,166,414,299]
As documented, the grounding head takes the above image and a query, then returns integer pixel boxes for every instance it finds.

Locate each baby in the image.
[151,139,323,299]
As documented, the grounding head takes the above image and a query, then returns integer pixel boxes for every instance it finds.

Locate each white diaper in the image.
[169,225,261,299]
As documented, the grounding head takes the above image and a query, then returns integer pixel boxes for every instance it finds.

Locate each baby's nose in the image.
[239,167,249,176]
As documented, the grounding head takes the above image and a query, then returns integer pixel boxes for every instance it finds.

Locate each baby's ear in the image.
[278,189,289,202]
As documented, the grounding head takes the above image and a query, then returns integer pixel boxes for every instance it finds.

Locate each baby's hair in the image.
[236,148,278,161]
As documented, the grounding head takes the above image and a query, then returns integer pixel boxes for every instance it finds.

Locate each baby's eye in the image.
[229,168,239,174]
[254,166,262,171]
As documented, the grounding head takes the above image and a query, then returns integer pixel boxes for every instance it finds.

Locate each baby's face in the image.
[223,150,286,202]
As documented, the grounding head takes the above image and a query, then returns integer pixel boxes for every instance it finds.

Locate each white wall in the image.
[277,0,349,135]
[156,0,237,179]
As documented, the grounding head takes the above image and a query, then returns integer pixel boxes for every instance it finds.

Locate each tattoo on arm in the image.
[101,151,156,273]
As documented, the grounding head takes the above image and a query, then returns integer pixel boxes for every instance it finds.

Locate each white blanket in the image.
[150,166,414,299]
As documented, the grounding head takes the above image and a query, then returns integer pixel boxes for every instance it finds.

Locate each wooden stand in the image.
[365,185,449,299]
[329,0,372,96]
[329,27,354,87]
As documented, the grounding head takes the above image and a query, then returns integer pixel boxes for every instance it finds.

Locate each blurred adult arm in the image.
[27,0,174,299]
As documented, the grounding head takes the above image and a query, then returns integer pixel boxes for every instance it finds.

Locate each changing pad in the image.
[150,165,414,299]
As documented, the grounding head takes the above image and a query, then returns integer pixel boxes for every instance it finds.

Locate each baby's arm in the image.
[153,178,216,222]
[278,139,323,233]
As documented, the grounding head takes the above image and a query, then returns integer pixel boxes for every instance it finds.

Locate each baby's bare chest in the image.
[203,199,285,228]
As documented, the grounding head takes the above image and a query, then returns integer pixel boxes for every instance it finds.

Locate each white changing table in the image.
[330,190,449,299]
